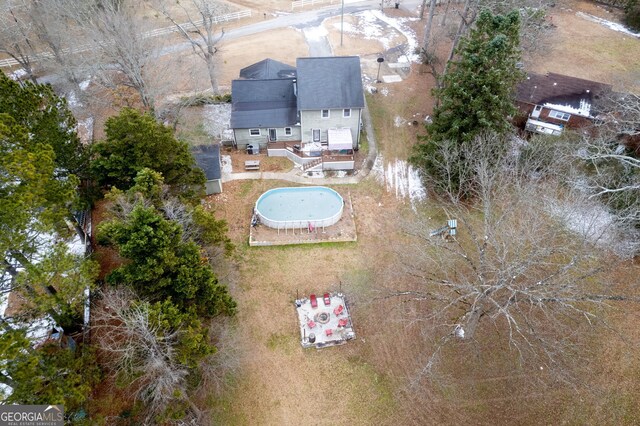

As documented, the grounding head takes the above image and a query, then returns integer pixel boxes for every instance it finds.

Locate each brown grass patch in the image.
[526,0,640,91]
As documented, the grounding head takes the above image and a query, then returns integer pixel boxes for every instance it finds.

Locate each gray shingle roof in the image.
[516,72,611,109]
[296,56,365,110]
[239,58,296,80]
[192,144,221,181]
[230,79,298,128]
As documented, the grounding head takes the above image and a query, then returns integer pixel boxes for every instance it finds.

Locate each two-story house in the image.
[516,72,611,136]
[230,56,364,171]
[296,56,364,151]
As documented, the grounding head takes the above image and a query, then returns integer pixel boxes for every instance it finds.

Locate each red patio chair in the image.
[310,294,318,308]
[333,304,344,316]
[325,329,333,337]
[323,293,331,306]
[307,320,316,329]
[338,318,348,328]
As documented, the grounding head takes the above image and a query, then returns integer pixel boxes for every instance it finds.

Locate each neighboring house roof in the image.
[230,78,298,128]
[192,144,221,181]
[239,58,297,80]
[296,56,365,110]
[516,72,611,117]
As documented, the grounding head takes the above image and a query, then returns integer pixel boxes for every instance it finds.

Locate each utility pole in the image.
[341,0,344,47]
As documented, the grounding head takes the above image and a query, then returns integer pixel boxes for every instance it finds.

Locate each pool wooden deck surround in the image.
[248,190,357,246]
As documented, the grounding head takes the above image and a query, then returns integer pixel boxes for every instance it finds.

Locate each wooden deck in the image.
[249,190,357,246]
[267,141,354,162]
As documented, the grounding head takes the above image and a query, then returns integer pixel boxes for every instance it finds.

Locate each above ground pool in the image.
[255,186,343,229]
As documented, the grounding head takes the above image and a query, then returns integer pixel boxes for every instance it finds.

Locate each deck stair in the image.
[303,158,323,171]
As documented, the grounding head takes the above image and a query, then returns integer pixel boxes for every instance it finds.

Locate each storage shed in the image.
[192,144,223,195]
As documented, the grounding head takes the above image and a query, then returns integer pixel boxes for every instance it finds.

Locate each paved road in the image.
[157,0,424,56]
[1,0,422,68]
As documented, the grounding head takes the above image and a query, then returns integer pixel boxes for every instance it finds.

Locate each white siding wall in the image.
[300,108,361,148]
[234,126,301,148]
[323,160,354,170]
[204,179,223,195]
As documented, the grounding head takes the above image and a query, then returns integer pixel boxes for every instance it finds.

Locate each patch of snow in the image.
[374,155,426,209]
[202,103,232,139]
[306,171,325,178]
[380,87,389,96]
[0,292,8,319]
[76,117,94,142]
[394,116,406,127]
[66,233,87,256]
[66,91,81,108]
[334,170,348,178]
[83,287,91,329]
[25,316,58,345]
[544,101,591,117]
[369,10,420,63]
[79,78,91,91]
[9,69,27,81]
[336,21,358,34]
[545,196,638,257]
[408,164,427,205]
[371,155,385,185]
[333,10,396,50]
[222,129,234,142]
[331,10,419,63]
[577,12,640,38]
[303,25,328,40]
[221,155,232,174]
[0,382,12,399]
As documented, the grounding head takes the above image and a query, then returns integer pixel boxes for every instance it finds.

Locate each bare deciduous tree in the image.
[390,133,638,379]
[152,0,231,94]
[575,93,640,244]
[29,0,88,94]
[93,287,190,421]
[79,1,164,111]
[0,0,38,82]
[440,0,552,77]
[421,0,438,54]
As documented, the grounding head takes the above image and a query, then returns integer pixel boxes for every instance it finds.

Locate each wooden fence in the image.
[291,0,336,10]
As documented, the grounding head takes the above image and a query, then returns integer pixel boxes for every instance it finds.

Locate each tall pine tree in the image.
[412,9,523,197]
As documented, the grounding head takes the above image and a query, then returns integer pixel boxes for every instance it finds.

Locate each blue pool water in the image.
[255,186,344,228]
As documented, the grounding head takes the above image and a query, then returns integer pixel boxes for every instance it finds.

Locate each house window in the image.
[343,108,351,118]
[548,110,571,121]
[321,109,330,118]
[249,129,261,136]
[285,127,292,136]
[312,129,320,142]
